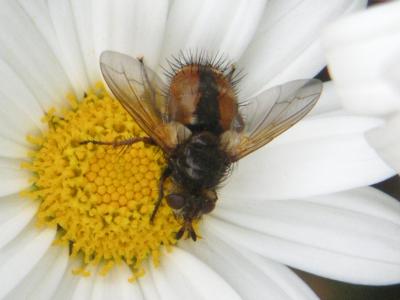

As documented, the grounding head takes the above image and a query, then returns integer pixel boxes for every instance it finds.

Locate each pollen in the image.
[22,83,180,280]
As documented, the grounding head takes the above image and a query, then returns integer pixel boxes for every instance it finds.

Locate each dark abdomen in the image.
[171,132,231,191]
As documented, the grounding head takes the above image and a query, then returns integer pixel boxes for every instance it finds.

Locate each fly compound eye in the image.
[202,200,215,214]
[166,194,186,209]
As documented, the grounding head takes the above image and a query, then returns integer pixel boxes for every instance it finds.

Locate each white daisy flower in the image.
[1,1,399,299]
[323,0,400,175]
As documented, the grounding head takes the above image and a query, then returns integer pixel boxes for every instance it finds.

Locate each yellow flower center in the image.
[22,83,181,280]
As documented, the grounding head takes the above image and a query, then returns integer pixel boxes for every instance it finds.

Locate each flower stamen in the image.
[21,83,180,280]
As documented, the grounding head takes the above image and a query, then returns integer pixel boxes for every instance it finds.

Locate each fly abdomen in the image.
[172,132,230,190]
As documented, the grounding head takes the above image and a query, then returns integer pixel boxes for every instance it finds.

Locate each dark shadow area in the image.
[373,175,400,200]
[315,67,330,82]
[368,0,389,5]
[295,269,400,300]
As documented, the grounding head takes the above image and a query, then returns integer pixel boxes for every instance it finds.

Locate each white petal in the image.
[0,158,31,197]
[0,68,41,145]
[168,252,242,300]
[91,0,111,60]
[237,251,318,300]
[220,114,394,201]
[153,248,242,300]
[0,225,56,298]
[91,264,143,300]
[17,0,57,48]
[180,233,317,300]
[0,99,31,145]
[72,267,98,300]
[47,0,92,95]
[0,1,73,110]
[239,0,367,97]
[17,0,65,64]
[161,0,266,63]
[51,259,81,300]
[4,246,68,300]
[0,137,28,160]
[211,187,400,285]
[0,58,44,133]
[366,112,400,174]
[323,1,400,116]
[70,0,102,85]
[22,0,99,91]
[137,262,161,300]
[148,259,183,300]
[93,0,169,71]
[386,50,400,93]
[0,194,38,250]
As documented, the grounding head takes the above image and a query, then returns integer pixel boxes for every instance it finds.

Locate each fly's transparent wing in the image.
[100,51,183,152]
[223,79,322,161]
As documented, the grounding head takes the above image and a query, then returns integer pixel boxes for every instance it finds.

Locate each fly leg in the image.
[150,166,172,223]
[176,223,197,241]
[80,136,155,147]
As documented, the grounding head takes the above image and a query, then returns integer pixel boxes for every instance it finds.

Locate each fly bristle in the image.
[230,69,247,97]
[163,49,244,91]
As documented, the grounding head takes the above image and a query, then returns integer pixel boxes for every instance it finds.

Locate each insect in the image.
[88,50,322,241]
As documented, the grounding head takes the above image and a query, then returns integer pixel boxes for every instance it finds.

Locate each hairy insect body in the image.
[166,66,235,232]
[171,132,231,191]
[169,65,238,135]
[96,50,322,240]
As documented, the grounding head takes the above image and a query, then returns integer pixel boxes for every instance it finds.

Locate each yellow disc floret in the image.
[22,83,180,280]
